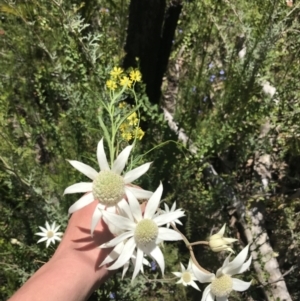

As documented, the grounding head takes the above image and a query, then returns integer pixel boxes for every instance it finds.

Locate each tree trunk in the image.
[243,201,292,301]
[123,0,182,104]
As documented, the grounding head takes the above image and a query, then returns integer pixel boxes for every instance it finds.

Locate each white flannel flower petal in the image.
[64,138,153,235]
[35,221,63,248]
[192,245,252,301]
[100,240,150,279]
[208,224,238,253]
[162,202,184,228]
[100,183,185,282]
[173,260,200,291]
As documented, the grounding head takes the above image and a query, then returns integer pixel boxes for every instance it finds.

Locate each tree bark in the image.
[123,0,182,104]
[243,202,292,301]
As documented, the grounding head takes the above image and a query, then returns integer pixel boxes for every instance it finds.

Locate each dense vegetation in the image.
[1,0,299,300]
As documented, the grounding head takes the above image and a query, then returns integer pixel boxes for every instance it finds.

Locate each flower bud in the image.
[208,224,238,253]
[10,238,22,246]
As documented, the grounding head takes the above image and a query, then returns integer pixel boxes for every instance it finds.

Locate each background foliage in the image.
[0,0,299,300]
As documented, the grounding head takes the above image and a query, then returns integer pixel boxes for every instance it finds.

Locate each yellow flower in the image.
[121,131,132,141]
[119,101,127,109]
[129,70,142,82]
[134,127,145,140]
[120,76,132,88]
[110,67,123,78]
[128,112,137,119]
[106,80,117,90]
[119,122,128,132]
[127,112,138,126]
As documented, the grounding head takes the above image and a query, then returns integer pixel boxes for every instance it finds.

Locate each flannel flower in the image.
[35,221,63,248]
[100,183,185,282]
[192,245,252,301]
[64,138,152,235]
[162,202,183,228]
[173,260,200,291]
[100,199,151,279]
[208,224,238,253]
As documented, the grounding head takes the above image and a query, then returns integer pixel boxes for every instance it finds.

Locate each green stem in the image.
[171,223,211,274]
[189,241,209,246]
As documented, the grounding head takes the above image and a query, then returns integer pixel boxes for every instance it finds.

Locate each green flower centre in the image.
[134,219,158,245]
[182,271,192,283]
[92,170,125,206]
[211,274,233,297]
[47,231,54,238]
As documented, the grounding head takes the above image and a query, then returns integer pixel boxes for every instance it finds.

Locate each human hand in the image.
[52,199,115,287]
[9,199,114,301]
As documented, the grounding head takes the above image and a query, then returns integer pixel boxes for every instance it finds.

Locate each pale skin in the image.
[9,200,114,301]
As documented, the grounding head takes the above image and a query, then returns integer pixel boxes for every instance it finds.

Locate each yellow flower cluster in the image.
[118,109,145,141]
[106,67,142,91]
